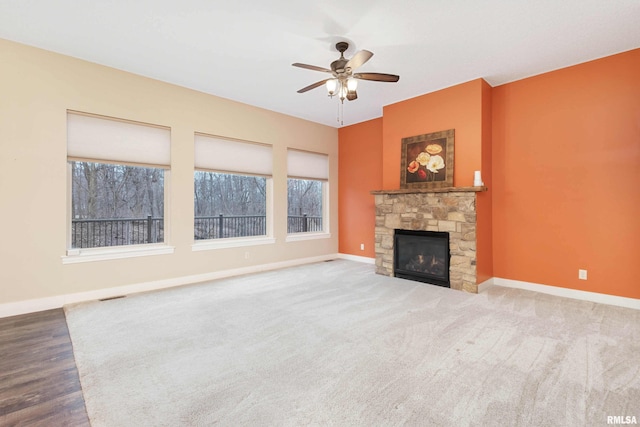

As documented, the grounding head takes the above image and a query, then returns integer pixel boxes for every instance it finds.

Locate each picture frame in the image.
[400,129,454,189]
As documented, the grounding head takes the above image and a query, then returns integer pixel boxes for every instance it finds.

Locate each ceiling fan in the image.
[293,42,400,103]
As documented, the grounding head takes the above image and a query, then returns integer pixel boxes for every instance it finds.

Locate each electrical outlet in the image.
[578,269,587,280]
[360,243,365,251]
[244,252,250,260]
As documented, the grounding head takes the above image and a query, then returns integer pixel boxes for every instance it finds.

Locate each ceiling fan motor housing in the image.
[332,42,350,74]
[331,59,349,75]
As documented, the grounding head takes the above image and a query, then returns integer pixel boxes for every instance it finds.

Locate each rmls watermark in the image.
[607,415,638,425]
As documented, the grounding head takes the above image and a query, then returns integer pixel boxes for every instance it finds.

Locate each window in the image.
[287,149,328,234]
[194,172,266,239]
[287,178,323,233]
[71,162,164,248]
[194,134,272,242]
[67,112,170,251]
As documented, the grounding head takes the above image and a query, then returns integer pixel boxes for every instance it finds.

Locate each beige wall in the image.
[0,38,338,306]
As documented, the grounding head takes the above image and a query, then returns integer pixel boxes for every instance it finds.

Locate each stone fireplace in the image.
[372,188,483,293]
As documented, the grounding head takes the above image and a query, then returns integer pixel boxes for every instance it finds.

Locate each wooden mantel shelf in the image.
[370,186,487,195]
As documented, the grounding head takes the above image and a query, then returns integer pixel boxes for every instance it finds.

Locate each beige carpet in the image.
[64,260,640,426]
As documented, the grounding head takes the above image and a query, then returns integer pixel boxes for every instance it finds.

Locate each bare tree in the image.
[194,172,266,217]
[288,178,322,217]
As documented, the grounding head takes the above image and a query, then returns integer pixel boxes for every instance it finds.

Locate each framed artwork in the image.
[400,129,454,189]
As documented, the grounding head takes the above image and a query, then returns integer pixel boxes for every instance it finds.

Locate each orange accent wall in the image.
[339,49,639,299]
[339,79,493,280]
[381,78,492,284]
[338,118,383,258]
[382,79,485,189]
[476,80,493,284]
[492,48,640,299]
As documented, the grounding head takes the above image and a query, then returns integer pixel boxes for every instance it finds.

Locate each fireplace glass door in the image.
[394,229,450,287]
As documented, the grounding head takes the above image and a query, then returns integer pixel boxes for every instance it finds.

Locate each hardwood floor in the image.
[0,309,90,426]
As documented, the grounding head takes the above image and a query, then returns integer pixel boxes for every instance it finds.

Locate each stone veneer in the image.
[374,190,480,293]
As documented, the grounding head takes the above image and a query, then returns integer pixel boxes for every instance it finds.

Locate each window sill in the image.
[192,236,276,251]
[62,244,175,264]
[285,232,332,242]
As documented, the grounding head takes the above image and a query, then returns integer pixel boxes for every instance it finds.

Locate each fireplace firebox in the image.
[394,229,450,287]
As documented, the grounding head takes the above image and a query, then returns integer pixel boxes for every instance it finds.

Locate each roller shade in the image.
[194,134,272,176]
[67,112,170,166]
[287,149,328,180]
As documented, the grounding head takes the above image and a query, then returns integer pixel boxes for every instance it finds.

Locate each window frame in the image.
[192,170,275,251]
[285,149,331,241]
[63,161,174,264]
[63,112,174,264]
[191,134,275,251]
[285,178,331,242]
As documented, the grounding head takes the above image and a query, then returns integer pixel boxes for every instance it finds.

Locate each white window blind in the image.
[67,112,171,166]
[194,134,272,176]
[287,149,329,180]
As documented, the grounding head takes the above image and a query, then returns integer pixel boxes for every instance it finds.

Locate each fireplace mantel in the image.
[370,186,486,195]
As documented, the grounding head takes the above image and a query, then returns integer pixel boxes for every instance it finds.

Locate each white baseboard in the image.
[477,277,494,293]
[0,295,68,319]
[0,254,340,319]
[6,263,637,318]
[493,277,640,310]
[337,253,376,264]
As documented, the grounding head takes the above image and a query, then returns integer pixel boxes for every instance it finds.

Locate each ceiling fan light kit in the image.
[325,78,337,95]
[293,41,399,125]
[325,78,357,101]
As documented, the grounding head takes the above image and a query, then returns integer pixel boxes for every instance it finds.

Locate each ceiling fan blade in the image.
[347,91,358,101]
[297,79,330,93]
[292,63,333,73]
[353,72,400,82]
[346,50,373,70]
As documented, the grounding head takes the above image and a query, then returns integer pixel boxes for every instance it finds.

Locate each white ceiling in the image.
[1,0,639,128]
